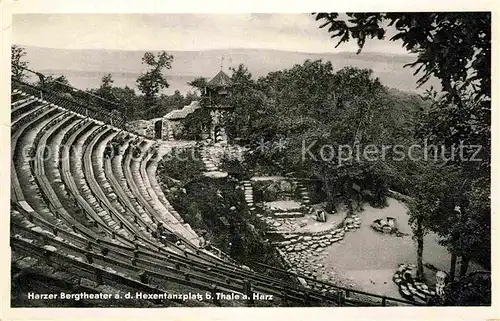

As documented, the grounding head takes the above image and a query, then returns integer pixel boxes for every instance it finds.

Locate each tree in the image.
[436,176,491,280]
[406,162,461,279]
[184,91,200,105]
[414,88,490,279]
[111,86,141,120]
[179,107,211,140]
[95,73,115,102]
[188,77,208,92]
[314,12,491,284]
[11,45,29,81]
[85,74,121,110]
[314,12,491,167]
[38,75,71,93]
[137,51,174,108]
[313,13,490,105]
[171,90,185,109]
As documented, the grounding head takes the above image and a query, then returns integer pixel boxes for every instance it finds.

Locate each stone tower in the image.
[203,70,233,143]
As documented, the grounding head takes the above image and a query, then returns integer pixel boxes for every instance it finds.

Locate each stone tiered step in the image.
[241,181,255,211]
[274,211,305,218]
[205,163,217,171]
[296,182,311,205]
[12,96,35,107]
[200,147,220,172]
[201,154,217,171]
[203,171,228,178]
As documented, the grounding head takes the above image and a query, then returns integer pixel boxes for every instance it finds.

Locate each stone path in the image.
[241,180,256,212]
[265,213,363,288]
[201,145,228,178]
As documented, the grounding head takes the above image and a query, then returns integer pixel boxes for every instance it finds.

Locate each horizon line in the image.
[15,44,414,57]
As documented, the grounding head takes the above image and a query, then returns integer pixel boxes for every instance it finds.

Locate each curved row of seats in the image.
[86,129,158,244]
[11,96,230,298]
[103,137,163,243]
[84,127,199,256]
[126,141,200,244]
[143,150,185,223]
[70,123,132,239]
[10,89,360,306]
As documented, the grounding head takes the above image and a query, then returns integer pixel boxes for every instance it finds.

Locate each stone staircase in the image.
[201,145,228,178]
[241,180,256,212]
[201,149,218,172]
[295,180,311,206]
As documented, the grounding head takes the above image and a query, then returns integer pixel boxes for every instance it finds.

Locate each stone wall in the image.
[165,120,183,140]
[125,100,205,141]
[126,119,156,138]
[126,118,173,140]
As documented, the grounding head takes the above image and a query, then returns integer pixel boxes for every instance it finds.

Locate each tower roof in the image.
[207,70,233,88]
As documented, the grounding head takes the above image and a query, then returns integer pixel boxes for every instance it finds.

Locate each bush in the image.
[159,169,281,268]
[157,147,204,185]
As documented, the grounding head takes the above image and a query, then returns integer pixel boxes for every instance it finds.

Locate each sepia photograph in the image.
[6,9,494,313]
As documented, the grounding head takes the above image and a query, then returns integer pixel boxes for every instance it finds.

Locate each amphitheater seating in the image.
[127,141,201,245]
[144,152,185,222]
[70,123,133,239]
[11,91,41,113]
[103,137,160,235]
[86,129,157,242]
[10,87,418,307]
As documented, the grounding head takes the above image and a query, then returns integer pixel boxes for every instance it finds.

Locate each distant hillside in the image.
[19,46,438,94]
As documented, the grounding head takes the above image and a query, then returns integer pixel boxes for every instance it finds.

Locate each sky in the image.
[12,13,408,54]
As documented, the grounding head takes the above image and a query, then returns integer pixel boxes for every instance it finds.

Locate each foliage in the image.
[313,13,491,104]
[223,64,270,143]
[179,107,211,140]
[218,152,249,180]
[188,77,208,93]
[443,271,491,306]
[94,74,115,102]
[461,177,491,269]
[137,51,174,108]
[11,45,29,81]
[170,90,186,108]
[159,152,280,267]
[224,61,415,212]
[157,147,204,184]
[110,86,142,119]
[37,75,72,93]
[85,75,140,118]
[85,78,200,121]
[314,11,491,284]
[313,12,491,172]
[405,161,462,278]
[436,176,491,273]
[414,89,490,278]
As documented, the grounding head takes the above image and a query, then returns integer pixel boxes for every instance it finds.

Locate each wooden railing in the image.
[11,66,125,128]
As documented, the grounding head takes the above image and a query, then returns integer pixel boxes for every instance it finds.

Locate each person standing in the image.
[156,222,165,239]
